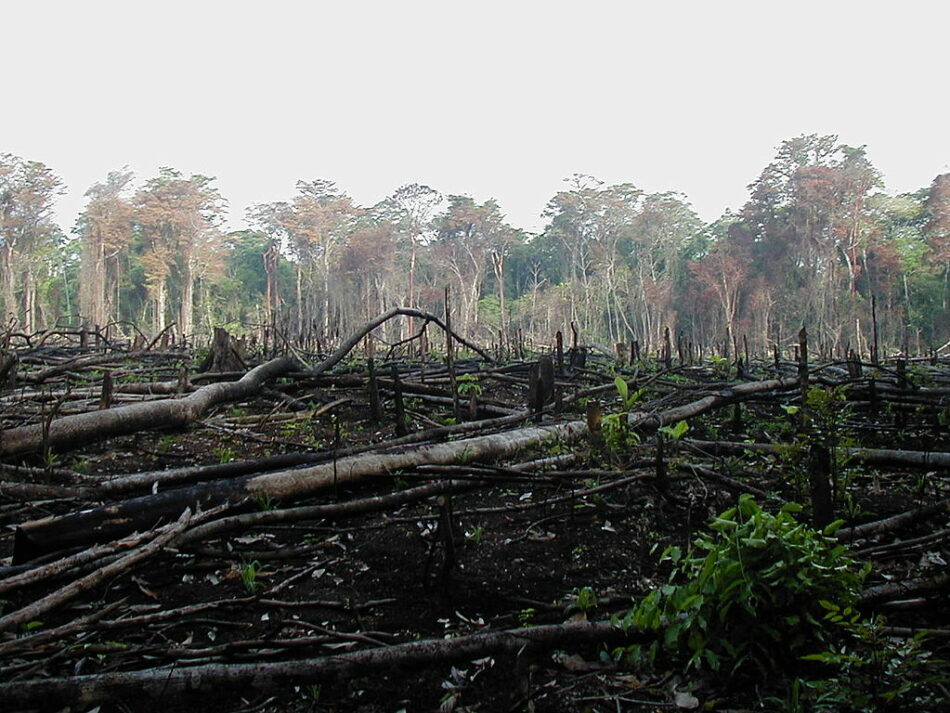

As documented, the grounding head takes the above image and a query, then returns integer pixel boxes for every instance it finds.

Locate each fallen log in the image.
[0,507,205,632]
[0,356,298,458]
[0,619,626,709]
[13,375,803,562]
[13,420,588,563]
[860,571,950,607]
[687,439,950,469]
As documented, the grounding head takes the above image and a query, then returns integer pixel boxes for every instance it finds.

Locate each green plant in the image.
[790,604,948,711]
[598,377,646,457]
[70,458,92,475]
[572,586,598,613]
[465,524,485,545]
[19,620,43,637]
[241,559,264,593]
[601,412,641,452]
[614,376,644,410]
[213,446,236,464]
[254,493,277,511]
[658,419,689,441]
[456,373,483,397]
[518,608,536,626]
[614,495,869,679]
[301,683,321,701]
[709,354,732,380]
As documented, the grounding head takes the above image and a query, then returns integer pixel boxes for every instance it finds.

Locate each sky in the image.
[4,0,949,235]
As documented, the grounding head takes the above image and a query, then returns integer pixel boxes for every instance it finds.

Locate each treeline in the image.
[1,134,948,356]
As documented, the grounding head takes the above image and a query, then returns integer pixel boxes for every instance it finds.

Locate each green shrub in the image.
[615,495,869,678]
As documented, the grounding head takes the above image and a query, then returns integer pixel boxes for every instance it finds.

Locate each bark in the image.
[835,498,950,542]
[13,419,588,562]
[12,374,805,562]
[0,507,201,632]
[0,356,297,458]
[859,571,950,607]
[627,378,800,429]
[687,439,950,469]
[0,620,627,709]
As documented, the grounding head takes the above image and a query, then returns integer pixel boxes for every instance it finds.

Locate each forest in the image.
[2,132,949,357]
[2,134,950,713]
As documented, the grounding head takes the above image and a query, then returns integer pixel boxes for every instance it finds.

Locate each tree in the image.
[0,154,64,331]
[77,170,135,329]
[733,135,884,352]
[382,184,441,312]
[134,169,225,337]
[246,201,293,334]
[433,196,513,335]
[279,180,359,339]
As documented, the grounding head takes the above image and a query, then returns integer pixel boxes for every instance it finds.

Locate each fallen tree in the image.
[0,620,623,709]
[0,356,298,458]
[13,420,588,562]
[0,307,491,459]
[13,376,803,563]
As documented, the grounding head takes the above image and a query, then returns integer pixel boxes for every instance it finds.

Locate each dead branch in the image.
[0,356,297,458]
[0,620,626,709]
[0,506,223,632]
[14,420,587,562]
[835,498,950,542]
[860,571,950,606]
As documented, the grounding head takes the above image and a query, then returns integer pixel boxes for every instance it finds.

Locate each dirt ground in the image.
[2,355,949,712]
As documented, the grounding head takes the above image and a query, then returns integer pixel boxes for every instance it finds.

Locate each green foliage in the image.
[572,586,598,613]
[709,354,732,380]
[598,377,645,457]
[614,495,868,679]
[789,604,948,712]
[241,559,265,593]
[614,376,644,410]
[518,608,536,626]
[213,446,236,464]
[782,385,860,510]
[658,419,689,441]
[464,524,485,545]
[254,493,277,511]
[456,373,483,397]
[601,412,641,451]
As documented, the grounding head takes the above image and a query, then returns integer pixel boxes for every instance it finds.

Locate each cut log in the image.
[0,507,200,632]
[13,420,588,563]
[0,356,297,458]
[197,327,248,373]
[0,620,626,709]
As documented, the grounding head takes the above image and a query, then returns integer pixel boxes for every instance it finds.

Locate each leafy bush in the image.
[793,603,949,712]
[615,495,869,678]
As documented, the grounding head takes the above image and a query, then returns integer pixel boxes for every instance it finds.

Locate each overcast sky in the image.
[4,0,948,234]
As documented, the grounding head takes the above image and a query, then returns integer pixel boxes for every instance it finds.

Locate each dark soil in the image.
[2,355,949,712]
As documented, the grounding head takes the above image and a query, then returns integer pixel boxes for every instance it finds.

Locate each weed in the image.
[658,419,689,441]
[241,560,264,593]
[465,525,485,545]
[614,495,869,679]
[213,446,236,464]
[793,605,949,711]
[571,586,598,613]
[254,493,277,511]
[456,373,483,397]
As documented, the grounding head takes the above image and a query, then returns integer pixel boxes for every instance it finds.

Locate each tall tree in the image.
[134,169,225,337]
[280,180,359,339]
[77,169,135,329]
[0,154,64,331]
[433,196,513,335]
[246,201,292,333]
[383,183,441,311]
